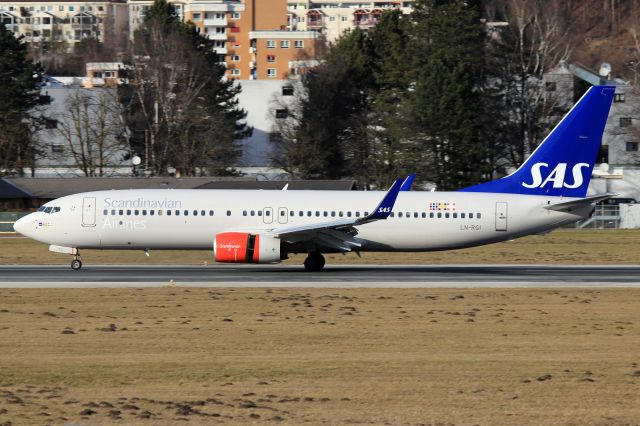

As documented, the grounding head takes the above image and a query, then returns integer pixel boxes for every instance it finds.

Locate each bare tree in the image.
[487,0,573,168]
[56,88,128,176]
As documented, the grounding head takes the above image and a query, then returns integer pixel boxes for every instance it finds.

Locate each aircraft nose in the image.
[13,215,32,236]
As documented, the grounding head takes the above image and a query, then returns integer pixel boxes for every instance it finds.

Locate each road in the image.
[0,264,639,287]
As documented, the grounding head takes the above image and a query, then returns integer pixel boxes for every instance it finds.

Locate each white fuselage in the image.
[15,189,590,253]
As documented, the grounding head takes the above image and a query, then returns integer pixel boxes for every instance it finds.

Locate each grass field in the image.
[0,287,638,425]
[2,228,640,266]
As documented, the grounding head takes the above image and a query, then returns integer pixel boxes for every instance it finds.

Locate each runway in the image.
[1,264,640,287]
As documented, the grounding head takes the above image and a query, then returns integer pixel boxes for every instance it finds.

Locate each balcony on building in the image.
[0,11,20,32]
[353,9,382,29]
[306,9,323,29]
[71,12,99,30]
[203,12,226,27]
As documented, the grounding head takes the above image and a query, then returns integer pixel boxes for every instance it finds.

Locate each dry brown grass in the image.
[0,287,639,425]
[2,228,640,266]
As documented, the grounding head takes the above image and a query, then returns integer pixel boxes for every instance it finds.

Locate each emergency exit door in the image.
[495,202,508,231]
[82,197,96,227]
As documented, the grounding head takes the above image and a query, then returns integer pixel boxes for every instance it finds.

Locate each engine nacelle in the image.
[214,232,281,264]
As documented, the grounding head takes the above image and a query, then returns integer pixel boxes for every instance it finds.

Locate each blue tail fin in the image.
[460,85,615,197]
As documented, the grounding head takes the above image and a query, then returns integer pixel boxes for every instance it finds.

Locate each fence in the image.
[574,204,621,229]
[0,212,29,233]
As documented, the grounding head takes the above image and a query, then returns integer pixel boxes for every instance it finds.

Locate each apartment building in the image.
[0,0,129,50]
[287,0,413,42]
[127,0,318,80]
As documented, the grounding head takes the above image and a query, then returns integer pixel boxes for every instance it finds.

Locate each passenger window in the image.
[209,210,214,216]
[347,212,352,217]
[390,212,395,218]
[175,210,180,216]
[243,211,247,216]
[193,210,198,216]
[339,212,343,217]
[265,210,270,216]
[258,211,262,217]
[111,209,116,215]
[414,212,418,218]
[477,213,482,219]
[307,211,312,217]
[422,212,426,218]
[298,211,303,217]
[461,213,465,218]
[167,210,172,216]
[364,211,369,216]
[406,212,410,218]
[289,210,294,216]
[103,209,108,215]
[315,211,320,217]
[158,210,163,216]
[356,212,360,217]
[227,210,231,216]
[331,212,336,217]
[399,212,403,218]
[437,212,442,218]
[430,212,434,218]
[323,211,328,217]
[201,210,205,216]
[127,210,131,216]
[453,213,457,218]
[445,213,450,218]
[119,210,124,215]
[250,210,255,216]
[142,210,147,216]
[469,213,474,219]
[150,210,155,216]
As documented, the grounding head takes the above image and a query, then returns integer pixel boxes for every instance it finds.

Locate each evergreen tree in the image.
[0,23,49,176]
[407,0,492,190]
[119,0,249,176]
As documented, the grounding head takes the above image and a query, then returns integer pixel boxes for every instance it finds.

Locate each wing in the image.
[267,178,404,252]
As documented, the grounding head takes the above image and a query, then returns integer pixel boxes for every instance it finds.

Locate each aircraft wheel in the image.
[304,253,325,272]
[71,259,82,271]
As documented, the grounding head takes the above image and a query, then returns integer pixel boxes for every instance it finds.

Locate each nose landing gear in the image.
[303,252,325,272]
[71,254,82,270]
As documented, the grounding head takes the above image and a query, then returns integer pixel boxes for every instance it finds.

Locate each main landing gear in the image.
[304,252,325,272]
[70,253,82,271]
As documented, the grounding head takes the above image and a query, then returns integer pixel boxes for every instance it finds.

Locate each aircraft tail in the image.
[460,85,616,197]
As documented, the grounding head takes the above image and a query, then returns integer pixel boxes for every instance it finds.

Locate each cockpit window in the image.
[38,206,61,214]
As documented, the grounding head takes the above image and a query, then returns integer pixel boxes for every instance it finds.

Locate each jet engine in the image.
[214,232,281,264]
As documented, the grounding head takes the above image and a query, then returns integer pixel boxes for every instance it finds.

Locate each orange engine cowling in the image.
[213,232,281,264]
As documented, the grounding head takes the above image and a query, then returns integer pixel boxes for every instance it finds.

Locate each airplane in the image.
[14,85,616,272]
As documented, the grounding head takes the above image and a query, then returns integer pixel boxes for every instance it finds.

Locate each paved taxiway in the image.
[1,264,639,287]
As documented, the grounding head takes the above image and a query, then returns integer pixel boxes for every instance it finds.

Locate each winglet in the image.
[356,178,403,224]
[400,174,416,191]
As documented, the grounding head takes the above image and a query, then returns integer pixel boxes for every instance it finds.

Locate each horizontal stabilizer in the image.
[543,193,617,212]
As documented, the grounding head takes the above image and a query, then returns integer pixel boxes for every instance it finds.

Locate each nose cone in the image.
[13,215,32,236]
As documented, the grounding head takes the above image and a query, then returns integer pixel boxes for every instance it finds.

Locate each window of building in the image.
[69,5,74,11]
[341,16,347,21]
[266,40,276,48]
[59,5,64,11]
[45,118,58,129]
[192,12,201,20]
[231,12,240,19]
[615,93,625,103]
[230,55,240,61]
[620,117,632,127]
[51,144,64,153]
[230,69,240,76]
[280,40,290,48]
[330,16,336,21]
[545,81,556,91]
[267,54,276,62]
[294,40,303,48]
[267,68,277,78]
[282,85,294,96]
[275,109,288,119]
[626,141,639,151]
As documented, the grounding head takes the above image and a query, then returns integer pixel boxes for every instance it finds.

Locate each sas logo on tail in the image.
[522,163,589,189]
